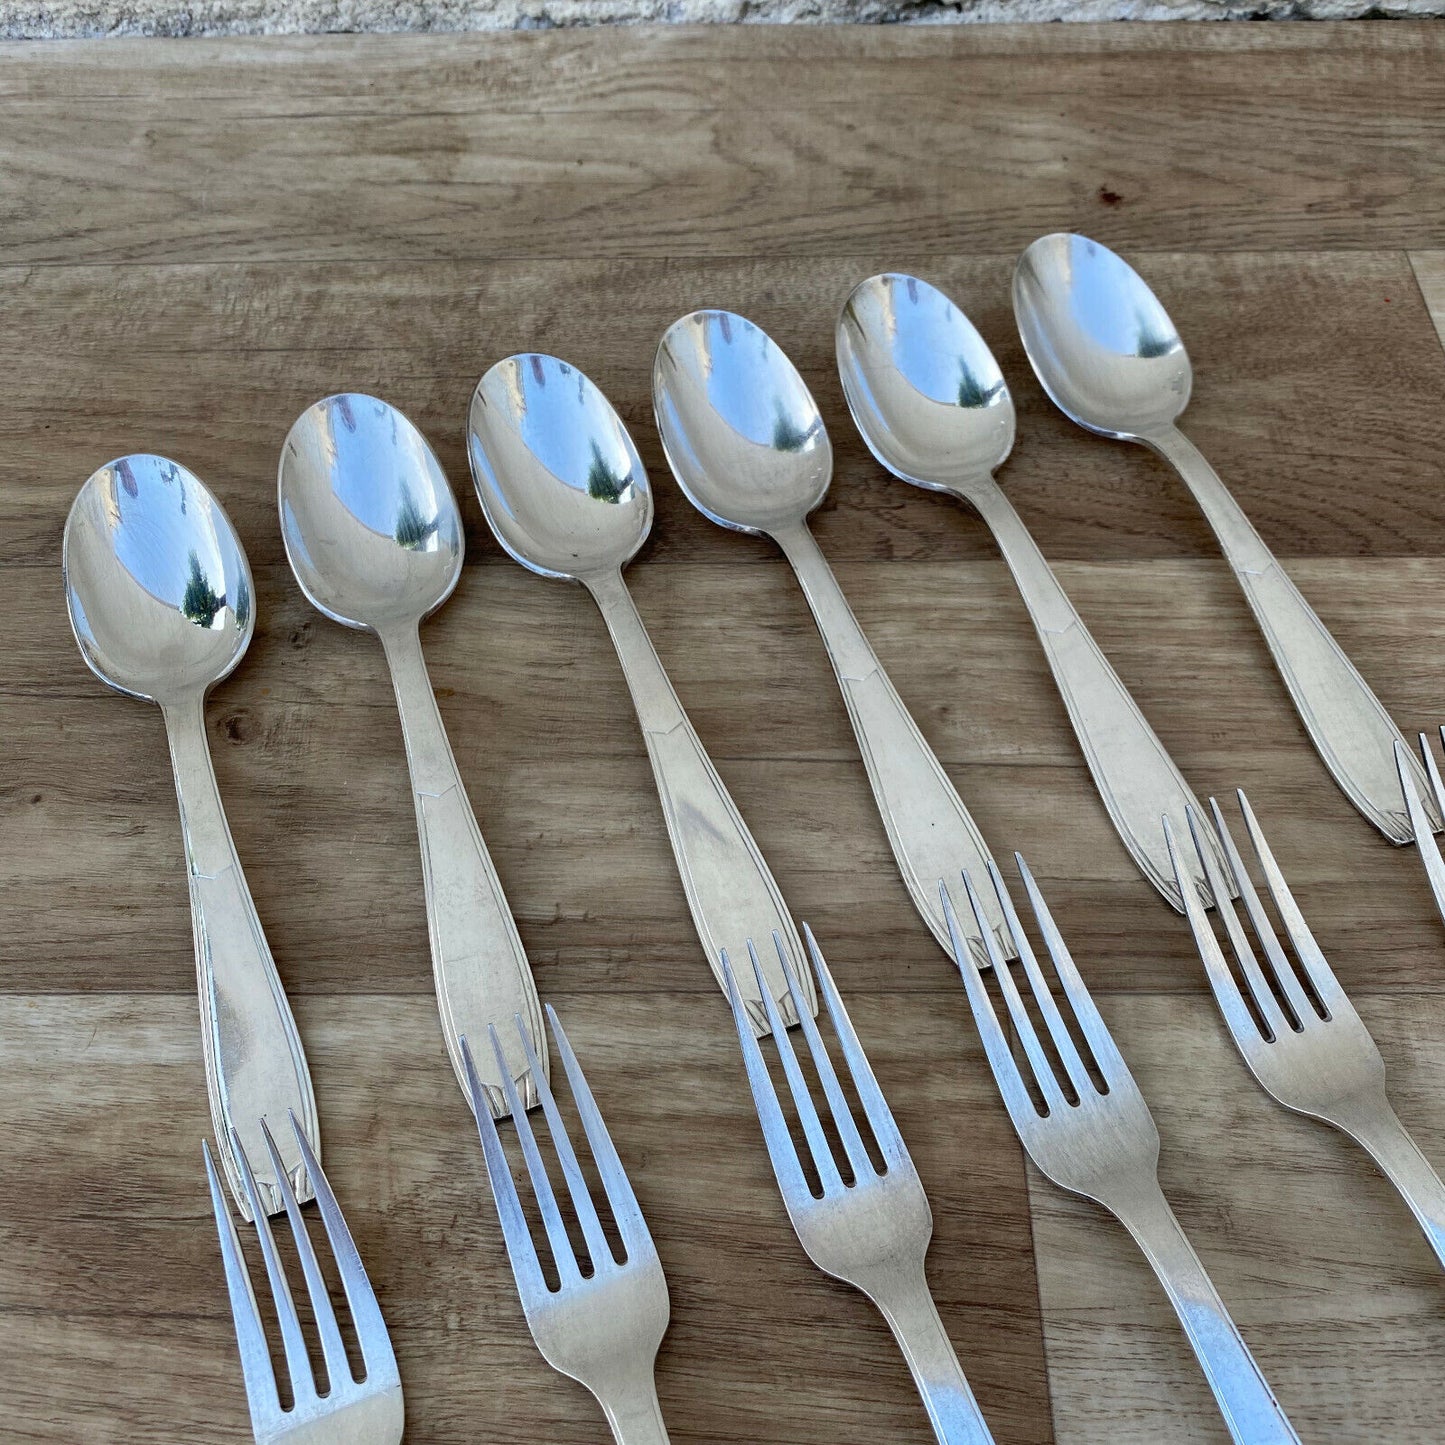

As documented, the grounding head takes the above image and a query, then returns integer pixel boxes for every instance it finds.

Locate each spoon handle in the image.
[965,479,1219,912]
[1150,425,1438,844]
[773,522,1012,960]
[585,568,816,1031]
[380,622,547,1115]
[161,693,318,1222]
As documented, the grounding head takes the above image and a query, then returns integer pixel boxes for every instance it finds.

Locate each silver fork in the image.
[1397,732,1445,929]
[203,1115,403,1445]
[463,1007,671,1445]
[1168,790,1445,1271]
[943,863,1301,1445]
[721,929,996,1445]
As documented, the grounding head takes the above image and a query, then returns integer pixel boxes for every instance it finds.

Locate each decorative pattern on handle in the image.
[1151,426,1440,844]
[381,624,547,1118]
[586,569,815,1033]
[970,480,1223,912]
[775,523,1012,961]
[164,694,317,1222]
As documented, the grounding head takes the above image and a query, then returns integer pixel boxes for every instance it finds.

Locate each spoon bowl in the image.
[654,310,830,535]
[469,354,652,581]
[838,273,1016,493]
[64,453,254,706]
[1013,233,1191,440]
[279,393,463,634]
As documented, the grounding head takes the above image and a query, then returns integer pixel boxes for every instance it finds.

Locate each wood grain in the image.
[3,22,1445,1445]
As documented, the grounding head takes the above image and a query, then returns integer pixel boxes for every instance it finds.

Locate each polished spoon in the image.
[1013,232,1439,845]
[837,275,1222,911]
[468,354,816,1032]
[64,454,317,1219]
[279,394,546,1116]
[655,308,1013,959]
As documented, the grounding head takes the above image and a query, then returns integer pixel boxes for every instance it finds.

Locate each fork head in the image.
[463,1006,670,1406]
[1166,791,1384,1125]
[204,1115,403,1445]
[941,859,1159,1210]
[720,927,932,1290]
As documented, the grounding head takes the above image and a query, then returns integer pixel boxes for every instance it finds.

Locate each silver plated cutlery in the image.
[465,1009,672,1444]
[1169,792,1445,1270]
[279,394,546,1116]
[1397,732,1445,929]
[654,308,1010,961]
[64,455,316,1217]
[943,863,1301,1445]
[1014,232,1438,845]
[838,274,1221,911]
[468,354,815,1031]
[205,1116,404,1445]
[722,932,996,1445]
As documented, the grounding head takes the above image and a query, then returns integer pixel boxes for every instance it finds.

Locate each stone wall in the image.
[2,0,1437,36]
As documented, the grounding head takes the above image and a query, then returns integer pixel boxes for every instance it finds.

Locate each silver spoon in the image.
[1014,232,1439,845]
[467,354,815,1031]
[64,454,317,1219]
[279,394,546,1116]
[837,275,1222,911]
[655,308,1013,960]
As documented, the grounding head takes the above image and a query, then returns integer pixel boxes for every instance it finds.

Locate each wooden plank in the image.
[10,556,1445,998]
[0,28,1443,263]
[2,252,1444,573]
[1032,993,1445,1443]
[0,990,1053,1444]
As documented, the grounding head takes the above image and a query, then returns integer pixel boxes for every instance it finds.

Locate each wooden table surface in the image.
[5,21,1445,1443]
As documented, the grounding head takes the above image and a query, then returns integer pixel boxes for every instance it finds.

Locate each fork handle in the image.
[600,1375,671,1445]
[1147,425,1437,845]
[1116,1183,1301,1445]
[1340,1099,1445,1270]
[870,1265,997,1445]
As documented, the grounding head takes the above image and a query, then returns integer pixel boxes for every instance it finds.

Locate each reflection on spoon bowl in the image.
[468,353,652,582]
[64,453,254,705]
[278,392,463,634]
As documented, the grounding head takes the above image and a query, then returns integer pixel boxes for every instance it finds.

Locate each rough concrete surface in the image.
[2,0,1439,35]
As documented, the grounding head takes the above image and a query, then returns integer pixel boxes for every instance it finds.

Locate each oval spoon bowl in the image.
[279,393,463,633]
[64,453,254,705]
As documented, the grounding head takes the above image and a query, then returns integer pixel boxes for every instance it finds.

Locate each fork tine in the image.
[204,1140,280,1422]
[512,1012,614,1272]
[1012,855,1134,1090]
[986,861,1097,1100]
[1233,790,1348,1015]
[940,881,1039,1125]
[230,1126,314,1404]
[462,1035,548,1302]
[746,938,844,1194]
[283,1113,397,1378]
[543,1004,658,1263]
[1399,738,1445,916]
[1165,815,1268,1045]
[778,930,878,1179]
[1205,798,1311,1032]
[797,925,908,1170]
[1184,804,1292,1041]
[960,870,1067,1113]
[255,1118,351,1390]
[488,1023,582,1285]
[720,948,812,1201]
